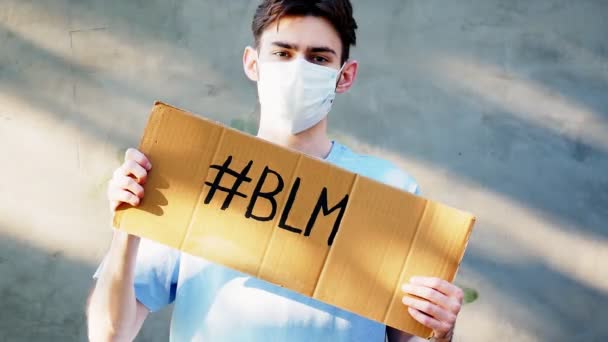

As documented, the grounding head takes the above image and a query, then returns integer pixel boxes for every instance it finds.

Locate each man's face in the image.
[243,15,357,97]
[257,15,344,70]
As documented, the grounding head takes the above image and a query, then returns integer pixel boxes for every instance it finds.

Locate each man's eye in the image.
[273,51,289,57]
[313,56,328,63]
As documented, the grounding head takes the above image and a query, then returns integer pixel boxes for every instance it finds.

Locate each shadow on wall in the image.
[0,232,90,341]
[0,0,257,153]
[337,54,608,239]
[0,23,143,148]
[0,230,172,342]
[463,245,608,341]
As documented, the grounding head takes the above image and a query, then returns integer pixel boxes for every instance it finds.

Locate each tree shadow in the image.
[334,59,608,239]
[0,23,144,148]
[0,231,173,341]
[461,246,608,341]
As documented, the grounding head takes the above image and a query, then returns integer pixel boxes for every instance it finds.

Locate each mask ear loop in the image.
[335,62,347,89]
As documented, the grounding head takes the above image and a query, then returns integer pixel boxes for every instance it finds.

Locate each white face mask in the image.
[256,57,343,134]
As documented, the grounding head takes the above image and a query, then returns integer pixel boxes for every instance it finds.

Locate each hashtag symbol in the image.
[204,156,253,210]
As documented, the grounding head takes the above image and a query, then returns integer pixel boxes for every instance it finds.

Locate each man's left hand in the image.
[401,276,464,341]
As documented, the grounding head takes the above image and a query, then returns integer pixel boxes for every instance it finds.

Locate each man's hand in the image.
[107,148,152,212]
[401,276,464,341]
[88,148,152,341]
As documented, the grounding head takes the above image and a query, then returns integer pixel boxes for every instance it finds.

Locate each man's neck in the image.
[257,118,333,159]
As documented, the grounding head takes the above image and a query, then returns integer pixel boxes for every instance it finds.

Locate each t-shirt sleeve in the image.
[412,182,421,195]
[380,164,420,195]
[92,238,180,312]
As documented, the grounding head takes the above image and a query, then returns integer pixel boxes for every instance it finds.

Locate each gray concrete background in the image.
[1,0,607,341]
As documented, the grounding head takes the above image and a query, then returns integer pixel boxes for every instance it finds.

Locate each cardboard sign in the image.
[114,102,475,337]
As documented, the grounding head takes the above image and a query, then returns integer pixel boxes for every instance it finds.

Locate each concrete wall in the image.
[1,1,606,341]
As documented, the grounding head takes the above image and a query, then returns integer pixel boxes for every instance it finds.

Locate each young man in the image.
[87,1,464,341]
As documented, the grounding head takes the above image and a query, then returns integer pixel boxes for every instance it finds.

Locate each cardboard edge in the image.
[449,216,476,283]
[112,102,166,230]
[152,101,368,176]
[153,101,209,125]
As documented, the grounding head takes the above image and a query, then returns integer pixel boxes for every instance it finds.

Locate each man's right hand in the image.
[108,148,152,212]
[88,149,152,341]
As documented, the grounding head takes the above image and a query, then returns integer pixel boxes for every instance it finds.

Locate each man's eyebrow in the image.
[271,41,337,56]
[271,41,298,49]
[309,46,337,56]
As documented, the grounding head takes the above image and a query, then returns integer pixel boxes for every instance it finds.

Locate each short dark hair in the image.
[252,0,358,64]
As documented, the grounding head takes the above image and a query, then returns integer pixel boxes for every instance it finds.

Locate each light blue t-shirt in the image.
[98,141,419,342]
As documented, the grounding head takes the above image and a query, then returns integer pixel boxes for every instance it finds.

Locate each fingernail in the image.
[402,284,411,292]
[146,162,152,170]
[402,296,411,305]
[410,276,421,283]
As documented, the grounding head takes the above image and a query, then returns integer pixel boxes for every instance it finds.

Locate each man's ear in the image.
[243,46,259,82]
[336,60,358,94]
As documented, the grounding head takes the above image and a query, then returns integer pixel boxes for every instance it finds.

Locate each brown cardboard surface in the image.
[113,102,476,338]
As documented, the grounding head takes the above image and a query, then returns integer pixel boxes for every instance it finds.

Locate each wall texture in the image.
[0,1,606,341]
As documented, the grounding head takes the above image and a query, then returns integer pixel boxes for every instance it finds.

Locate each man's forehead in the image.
[259,16,342,51]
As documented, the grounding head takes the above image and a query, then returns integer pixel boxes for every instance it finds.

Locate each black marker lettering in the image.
[204,156,253,210]
[304,188,349,246]
[278,177,303,234]
[245,166,284,221]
